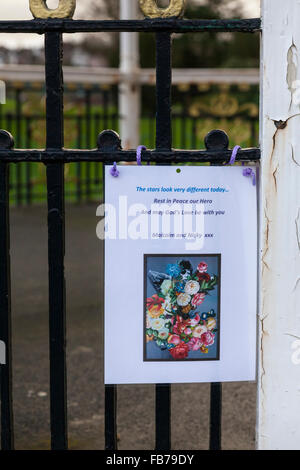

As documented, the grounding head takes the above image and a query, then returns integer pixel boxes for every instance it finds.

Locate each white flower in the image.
[158,328,169,340]
[161,279,172,296]
[177,293,191,307]
[163,294,172,313]
[150,318,165,331]
[184,280,200,295]
[193,324,207,338]
[206,317,217,330]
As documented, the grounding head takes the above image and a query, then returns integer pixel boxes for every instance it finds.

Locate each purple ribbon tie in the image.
[110,161,119,177]
[137,145,149,166]
[243,167,256,186]
[228,145,241,165]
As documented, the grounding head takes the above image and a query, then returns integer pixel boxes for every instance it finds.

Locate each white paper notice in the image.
[102,165,257,384]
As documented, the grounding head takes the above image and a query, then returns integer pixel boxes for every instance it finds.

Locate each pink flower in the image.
[191,292,206,307]
[184,327,192,335]
[187,313,201,327]
[201,330,215,347]
[197,262,208,273]
[188,337,202,351]
[167,334,181,346]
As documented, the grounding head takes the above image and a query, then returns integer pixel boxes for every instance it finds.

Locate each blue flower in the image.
[166,263,182,278]
[201,312,208,321]
[189,310,197,319]
[175,281,185,292]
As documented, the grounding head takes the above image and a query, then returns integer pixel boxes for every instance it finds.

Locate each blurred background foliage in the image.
[82,0,259,69]
[1,0,260,204]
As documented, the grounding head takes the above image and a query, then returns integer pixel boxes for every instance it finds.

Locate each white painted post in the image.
[119,0,140,149]
[258,0,300,450]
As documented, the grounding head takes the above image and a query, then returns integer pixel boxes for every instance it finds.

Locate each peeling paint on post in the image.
[258,0,300,450]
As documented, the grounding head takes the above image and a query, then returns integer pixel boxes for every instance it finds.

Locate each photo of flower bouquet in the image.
[144,255,220,361]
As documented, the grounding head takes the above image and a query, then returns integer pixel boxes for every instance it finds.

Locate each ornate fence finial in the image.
[29,0,76,19]
[139,0,186,18]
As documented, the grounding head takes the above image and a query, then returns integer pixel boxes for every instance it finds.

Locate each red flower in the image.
[172,318,190,336]
[191,292,206,307]
[146,294,164,310]
[169,342,189,360]
[197,262,208,273]
[196,272,211,283]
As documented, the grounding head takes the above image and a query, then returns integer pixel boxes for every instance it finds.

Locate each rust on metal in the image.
[29,0,76,19]
[139,0,186,18]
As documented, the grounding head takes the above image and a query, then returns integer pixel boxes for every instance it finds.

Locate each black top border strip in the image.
[0,18,261,34]
[0,148,261,164]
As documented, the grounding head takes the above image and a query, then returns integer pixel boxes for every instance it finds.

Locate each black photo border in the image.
[143,253,221,363]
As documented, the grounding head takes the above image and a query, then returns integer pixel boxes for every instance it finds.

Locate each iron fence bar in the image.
[155,32,172,151]
[15,89,22,206]
[45,31,68,451]
[209,382,222,450]
[105,385,118,450]
[155,31,172,451]
[206,129,230,451]
[94,114,102,189]
[85,89,92,200]
[100,130,121,451]
[25,117,32,205]
[0,131,14,450]
[0,18,261,34]
[0,148,260,164]
[76,115,83,203]
[250,118,258,147]
[191,118,197,149]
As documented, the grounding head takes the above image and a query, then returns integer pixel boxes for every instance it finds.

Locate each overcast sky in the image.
[0,0,261,48]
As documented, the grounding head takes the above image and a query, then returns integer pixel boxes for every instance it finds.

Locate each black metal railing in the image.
[0,110,258,205]
[1,81,259,205]
[0,11,261,451]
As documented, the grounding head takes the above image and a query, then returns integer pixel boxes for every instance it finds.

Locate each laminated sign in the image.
[102,165,257,384]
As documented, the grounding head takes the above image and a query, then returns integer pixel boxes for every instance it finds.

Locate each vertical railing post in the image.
[45,31,68,451]
[209,383,222,450]
[100,130,122,452]
[15,88,22,206]
[258,0,300,449]
[0,130,14,450]
[105,385,118,450]
[205,129,228,451]
[155,31,172,451]
[85,88,92,200]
